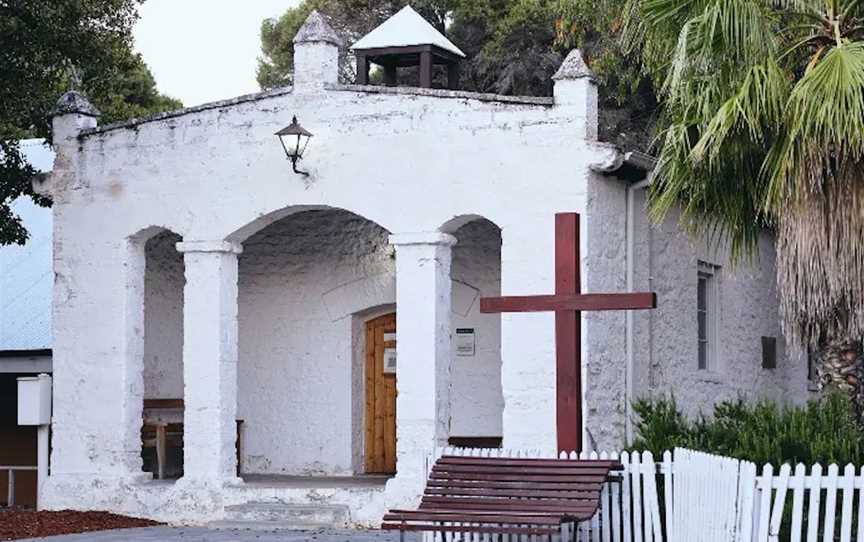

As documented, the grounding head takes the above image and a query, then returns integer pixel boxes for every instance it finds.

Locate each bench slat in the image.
[419,503,597,518]
[420,495,596,510]
[434,465,615,475]
[385,511,562,525]
[391,508,577,519]
[428,479,604,491]
[426,487,600,499]
[430,472,608,483]
[438,456,622,469]
[381,523,559,535]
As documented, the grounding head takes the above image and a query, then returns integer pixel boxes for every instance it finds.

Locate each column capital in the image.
[389,232,456,247]
[176,240,243,254]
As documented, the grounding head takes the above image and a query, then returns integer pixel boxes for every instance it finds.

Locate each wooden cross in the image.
[480,213,657,453]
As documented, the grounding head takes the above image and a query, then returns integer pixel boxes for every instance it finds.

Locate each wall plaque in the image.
[455,328,476,357]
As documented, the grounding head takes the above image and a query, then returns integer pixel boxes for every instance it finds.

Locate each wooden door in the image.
[365,313,396,473]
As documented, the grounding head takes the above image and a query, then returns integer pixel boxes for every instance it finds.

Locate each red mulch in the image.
[0,509,160,540]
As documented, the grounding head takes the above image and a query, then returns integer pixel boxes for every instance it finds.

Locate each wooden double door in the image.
[364,313,397,473]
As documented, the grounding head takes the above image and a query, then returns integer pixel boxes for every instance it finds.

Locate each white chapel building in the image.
[36,8,813,525]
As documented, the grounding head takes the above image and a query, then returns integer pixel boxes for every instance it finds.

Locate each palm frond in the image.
[764,41,864,344]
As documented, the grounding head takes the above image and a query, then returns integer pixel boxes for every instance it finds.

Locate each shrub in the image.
[630,392,864,466]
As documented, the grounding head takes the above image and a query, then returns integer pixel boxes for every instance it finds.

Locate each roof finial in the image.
[293,10,342,47]
[69,65,83,91]
[53,90,100,118]
[553,49,595,81]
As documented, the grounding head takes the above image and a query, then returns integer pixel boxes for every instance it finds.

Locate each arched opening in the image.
[236,208,394,478]
[447,217,503,448]
[140,229,185,479]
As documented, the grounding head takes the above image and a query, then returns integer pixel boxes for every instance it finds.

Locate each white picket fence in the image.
[431,447,864,542]
[430,447,666,542]
[752,462,864,542]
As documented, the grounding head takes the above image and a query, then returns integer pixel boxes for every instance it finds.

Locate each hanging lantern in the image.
[275,116,313,176]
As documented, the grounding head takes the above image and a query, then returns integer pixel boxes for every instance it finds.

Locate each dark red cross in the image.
[480,213,657,453]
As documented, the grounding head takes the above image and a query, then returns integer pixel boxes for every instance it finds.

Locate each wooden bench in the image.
[142,399,244,479]
[382,455,622,539]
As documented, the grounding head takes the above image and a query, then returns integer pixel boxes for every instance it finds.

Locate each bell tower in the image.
[351,6,465,89]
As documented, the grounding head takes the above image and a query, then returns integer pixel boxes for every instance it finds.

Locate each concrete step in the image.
[210,502,350,530]
[208,520,331,531]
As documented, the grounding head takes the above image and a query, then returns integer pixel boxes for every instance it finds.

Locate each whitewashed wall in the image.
[585,178,813,451]
[629,189,813,417]
[449,219,503,438]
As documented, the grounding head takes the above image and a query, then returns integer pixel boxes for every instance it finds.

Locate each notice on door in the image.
[455,328,475,357]
[383,348,397,374]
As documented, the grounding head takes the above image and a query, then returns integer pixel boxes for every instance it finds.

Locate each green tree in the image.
[258,0,656,148]
[630,0,864,413]
[0,0,181,245]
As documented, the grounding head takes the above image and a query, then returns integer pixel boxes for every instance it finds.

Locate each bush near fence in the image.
[630,392,863,467]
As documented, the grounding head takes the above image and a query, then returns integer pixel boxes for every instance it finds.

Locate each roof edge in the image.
[591,148,656,180]
[79,86,295,138]
[332,84,554,106]
[78,83,554,138]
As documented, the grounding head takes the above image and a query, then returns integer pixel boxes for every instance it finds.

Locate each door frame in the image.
[350,305,396,475]
[362,311,397,474]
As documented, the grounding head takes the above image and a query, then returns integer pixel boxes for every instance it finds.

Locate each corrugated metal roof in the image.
[0,139,54,351]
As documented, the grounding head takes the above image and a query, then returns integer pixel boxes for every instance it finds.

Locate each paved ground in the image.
[15,527,420,541]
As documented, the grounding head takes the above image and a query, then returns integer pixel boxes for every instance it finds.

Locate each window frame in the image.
[696,261,720,373]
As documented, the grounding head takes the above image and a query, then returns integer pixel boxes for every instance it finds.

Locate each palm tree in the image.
[628,0,864,415]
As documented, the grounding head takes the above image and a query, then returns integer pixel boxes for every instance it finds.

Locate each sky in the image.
[133,0,301,107]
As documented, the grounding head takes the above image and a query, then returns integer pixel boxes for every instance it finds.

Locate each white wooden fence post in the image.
[755,463,774,542]
[839,463,855,542]
[768,464,791,542]
[789,463,806,542]
[737,460,757,542]
[806,463,823,542]
[662,451,673,542]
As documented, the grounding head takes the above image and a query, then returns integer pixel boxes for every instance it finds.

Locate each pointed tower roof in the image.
[351,6,465,58]
[553,49,594,81]
[53,90,100,117]
[294,10,342,46]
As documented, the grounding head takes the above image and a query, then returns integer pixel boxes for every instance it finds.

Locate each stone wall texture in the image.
[585,179,813,451]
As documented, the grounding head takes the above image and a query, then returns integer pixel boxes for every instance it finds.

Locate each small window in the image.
[807,348,817,382]
[697,261,720,370]
[761,336,777,369]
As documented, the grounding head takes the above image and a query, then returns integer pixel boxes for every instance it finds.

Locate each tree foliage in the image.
[0,0,181,245]
[629,0,864,348]
[257,0,657,149]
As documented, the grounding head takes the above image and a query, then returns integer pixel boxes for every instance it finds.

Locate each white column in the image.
[176,240,243,484]
[388,232,455,479]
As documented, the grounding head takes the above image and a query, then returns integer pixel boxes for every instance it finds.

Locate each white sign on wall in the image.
[383,347,397,374]
[455,328,476,357]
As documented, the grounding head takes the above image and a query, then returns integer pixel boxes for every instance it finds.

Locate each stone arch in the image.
[225,204,394,245]
[123,226,186,480]
[439,213,504,235]
[234,207,395,476]
[440,214,505,445]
